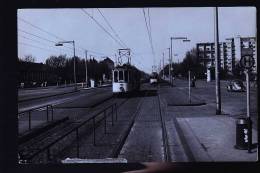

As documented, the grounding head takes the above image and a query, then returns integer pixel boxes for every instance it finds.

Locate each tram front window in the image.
[114,71,118,82]
[124,71,128,82]
[119,71,123,81]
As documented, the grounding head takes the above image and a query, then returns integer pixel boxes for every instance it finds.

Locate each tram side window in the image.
[119,71,123,81]
[124,70,128,82]
[129,71,132,82]
[114,71,118,82]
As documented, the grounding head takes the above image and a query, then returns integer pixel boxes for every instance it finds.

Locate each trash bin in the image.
[234,117,249,150]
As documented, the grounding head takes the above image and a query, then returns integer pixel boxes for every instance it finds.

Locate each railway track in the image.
[18,94,131,163]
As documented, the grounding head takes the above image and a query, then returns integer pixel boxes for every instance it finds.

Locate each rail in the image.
[18,104,54,131]
[24,102,118,162]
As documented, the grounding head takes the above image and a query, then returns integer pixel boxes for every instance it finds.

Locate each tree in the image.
[22,55,36,62]
[45,55,66,68]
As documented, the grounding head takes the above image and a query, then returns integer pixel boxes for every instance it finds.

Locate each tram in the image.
[112,64,141,94]
[150,72,159,85]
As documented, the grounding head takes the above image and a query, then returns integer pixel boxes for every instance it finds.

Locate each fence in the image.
[24,103,118,162]
[18,105,54,132]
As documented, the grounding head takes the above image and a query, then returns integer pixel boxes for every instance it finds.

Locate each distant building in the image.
[197,42,215,69]
[197,36,257,75]
[197,42,234,71]
[225,38,236,73]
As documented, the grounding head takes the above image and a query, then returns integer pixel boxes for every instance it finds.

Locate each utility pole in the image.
[163,52,165,79]
[159,60,162,74]
[214,7,221,115]
[170,37,173,85]
[85,50,88,87]
[168,48,170,82]
[188,70,191,103]
[73,41,77,90]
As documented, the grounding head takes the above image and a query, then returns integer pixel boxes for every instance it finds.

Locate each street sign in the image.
[240,55,254,69]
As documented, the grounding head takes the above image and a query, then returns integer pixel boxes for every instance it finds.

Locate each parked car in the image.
[227,80,246,92]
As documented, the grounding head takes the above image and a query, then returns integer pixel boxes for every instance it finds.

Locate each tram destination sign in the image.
[240,55,254,69]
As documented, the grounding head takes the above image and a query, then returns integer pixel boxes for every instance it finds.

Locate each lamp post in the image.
[170,37,190,85]
[55,40,77,90]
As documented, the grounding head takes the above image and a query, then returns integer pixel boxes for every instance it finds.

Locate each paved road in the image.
[18,85,76,101]
[18,86,112,134]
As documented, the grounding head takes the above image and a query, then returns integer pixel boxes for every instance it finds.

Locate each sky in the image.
[17,7,256,73]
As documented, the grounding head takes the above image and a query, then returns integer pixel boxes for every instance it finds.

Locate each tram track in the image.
[158,93,171,162]
[111,91,147,158]
[111,86,171,162]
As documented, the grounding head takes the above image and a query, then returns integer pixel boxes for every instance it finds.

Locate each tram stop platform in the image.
[175,115,258,161]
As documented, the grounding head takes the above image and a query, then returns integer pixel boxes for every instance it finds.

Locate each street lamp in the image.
[170,37,190,85]
[55,40,77,90]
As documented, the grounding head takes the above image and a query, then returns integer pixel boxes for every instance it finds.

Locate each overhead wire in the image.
[142,8,156,71]
[81,8,126,48]
[97,8,128,48]
[81,8,148,71]
[18,42,62,54]
[18,17,111,57]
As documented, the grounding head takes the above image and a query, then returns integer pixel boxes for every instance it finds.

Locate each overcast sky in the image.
[17,7,256,73]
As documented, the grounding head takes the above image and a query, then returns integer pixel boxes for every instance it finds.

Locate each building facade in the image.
[196,37,256,75]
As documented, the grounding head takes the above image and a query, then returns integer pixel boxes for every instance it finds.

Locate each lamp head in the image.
[55,43,63,46]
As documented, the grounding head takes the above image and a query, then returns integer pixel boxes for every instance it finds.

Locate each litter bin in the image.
[234,117,249,150]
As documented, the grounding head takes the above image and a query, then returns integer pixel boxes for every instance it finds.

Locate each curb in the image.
[168,102,206,106]
[18,117,69,145]
[18,90,80,103]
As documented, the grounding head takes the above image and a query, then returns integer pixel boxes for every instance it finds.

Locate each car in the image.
[227,80,246,92]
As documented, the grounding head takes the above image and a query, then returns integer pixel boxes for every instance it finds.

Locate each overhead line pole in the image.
[170,37,173,86]
[168,48,170,82]
[214,7,221,115]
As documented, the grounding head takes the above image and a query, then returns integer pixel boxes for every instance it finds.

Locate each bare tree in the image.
[23,55,36,62]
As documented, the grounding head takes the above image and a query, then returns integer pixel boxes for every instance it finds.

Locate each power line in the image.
[81,8,126,48]
[18,17,66,41]
[97,8,128,48]
[18,34,71,53]
[18,17,111,57]
[142,8,156,67]
[147,8,155,63]
[18,28,57,44]
[18,42,61,54]
[81,8,148,69]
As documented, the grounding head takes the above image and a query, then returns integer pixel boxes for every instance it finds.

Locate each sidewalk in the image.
[176,115,257,161]
[160,81,258,162]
